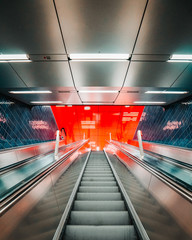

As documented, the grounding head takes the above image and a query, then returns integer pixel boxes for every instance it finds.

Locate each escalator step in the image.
[79,186,119,193]
[83,173,113,177]
[82,176,115,181]
[76,192,122,201]
[81,181,117,186]
[63,225,137,240]
[69,211,131,225]
[73,200,126,211]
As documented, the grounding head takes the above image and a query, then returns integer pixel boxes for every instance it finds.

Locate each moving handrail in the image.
[0,139,88,215]
[142,148,192,170]
[108,140,192,202]
[0,140,82,174]
[114,140,192,171]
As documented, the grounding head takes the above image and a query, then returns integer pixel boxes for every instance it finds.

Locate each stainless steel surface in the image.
[10,62,73,87]
[60,151,140,240]
[172,64,192,89]
[53,150,91,240]
[107,151,191,240]
[104,149,150,240]
[115,87,189,105]
[55,0,147,53]
[0,140,64,169]
[71,61,128,88]
[134,0,192,54]
[79,92,118,103]
[0,150,88,240]
[124,62,188,87]
[0,64,26,88]
[0,140,88,215]
[0,0,65,54]
[129,140,192,166]
[0,1,192,105]
[110,141,192,200]
[107,142,192,236]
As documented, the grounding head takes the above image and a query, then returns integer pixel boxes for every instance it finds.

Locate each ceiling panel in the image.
[0,64,26,88]
[134,0,192,54]
[11,92,81,105]
[55,0,147,53]
[79,92,118,103]
[124,62,189,87]
[0,0,65,54]
[116,87,189,105]
[10,62,74,87]
[171,64,192,90]
[71,61,128,88]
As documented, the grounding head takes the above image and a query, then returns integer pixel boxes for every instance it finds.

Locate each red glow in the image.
[51,106,144,150]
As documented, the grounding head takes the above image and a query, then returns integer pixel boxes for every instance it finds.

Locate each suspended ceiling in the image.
[0,0,192,106]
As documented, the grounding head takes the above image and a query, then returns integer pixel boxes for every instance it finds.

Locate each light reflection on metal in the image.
[54,130,60,160]
[137,130,144,160]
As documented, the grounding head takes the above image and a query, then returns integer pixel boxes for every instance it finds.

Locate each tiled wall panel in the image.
[134,103,192,149]
[0,95,57,150]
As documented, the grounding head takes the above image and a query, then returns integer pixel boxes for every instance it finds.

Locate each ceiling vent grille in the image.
[126,91,139,93]
[58,91,70,93]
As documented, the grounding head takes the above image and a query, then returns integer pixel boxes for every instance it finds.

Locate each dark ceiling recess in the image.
[58,91,71,93]
[127,91,139,93]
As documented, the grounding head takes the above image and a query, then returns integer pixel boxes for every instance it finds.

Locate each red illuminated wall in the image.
[51,106,144,150]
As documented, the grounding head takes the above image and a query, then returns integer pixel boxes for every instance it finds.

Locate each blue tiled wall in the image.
[0,95,58,150]
[134,103,192,149]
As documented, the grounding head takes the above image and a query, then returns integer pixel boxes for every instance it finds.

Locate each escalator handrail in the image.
[113,140,192,171]
[104,149,150,240]
[52,150,91,240]
[0,140,82,174]
[0,140,88,215]
[107,140,192,202]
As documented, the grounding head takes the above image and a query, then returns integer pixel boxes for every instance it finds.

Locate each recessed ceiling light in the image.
[0,54,28,60]
[145,91,188,94]
[167,60,192,63]
[168,54,192,62]
[79,90,119,93]
[9,90,52,94]
[0,54,31,62]
[0,60,32,63]
[134,101,166,104]
[69,54,130,61]
[125,105,130,107]
[31,101,63,104]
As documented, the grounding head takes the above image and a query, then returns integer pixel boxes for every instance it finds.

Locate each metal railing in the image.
[107,140,192,202]
[0,139,88,215]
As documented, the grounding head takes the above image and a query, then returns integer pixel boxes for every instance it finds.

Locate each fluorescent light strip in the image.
[0,60,31,63]
[69,53,130,60]
[79,90,119,93]
[167,60,192,63]
[9,90,52,94]
[168,54,192,62]
[134,101,166,104]
[145,91,188,94]
[31,101,63,104]
[0,54,28,60]
[170,54,192,60]
[70,59,127,62]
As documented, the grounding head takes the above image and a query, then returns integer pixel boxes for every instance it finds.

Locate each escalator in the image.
[62,151,139,240]
[1,150,191,240]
